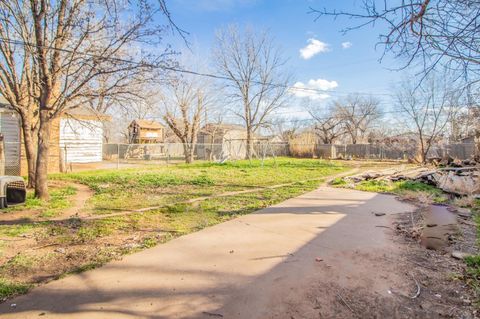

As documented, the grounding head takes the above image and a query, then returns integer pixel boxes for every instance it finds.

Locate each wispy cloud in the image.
[299,38,329,60]
[341,41,353,49]
[290,78,338,100]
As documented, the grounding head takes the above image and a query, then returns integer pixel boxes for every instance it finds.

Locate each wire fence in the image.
[3,141,21,176]
[97,141,478,169]
[0,141,477,176]
[101,142,291,167]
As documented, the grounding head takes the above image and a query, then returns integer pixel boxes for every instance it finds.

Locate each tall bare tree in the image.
[0,3,39,187]
[334,95,380,144]
[268,117,303,143]
[161,76,210,163]
[394,74,461,163]
[0,0,176,199]
[308,102,345,144]
[311,1,480,84]
[214,25,291,159]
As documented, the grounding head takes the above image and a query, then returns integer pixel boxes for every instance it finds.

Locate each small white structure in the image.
[59,108,110,163]
[0,97,21,175]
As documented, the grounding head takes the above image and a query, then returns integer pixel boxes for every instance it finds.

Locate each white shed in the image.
[0,103,21,175]
[59,108,110,163]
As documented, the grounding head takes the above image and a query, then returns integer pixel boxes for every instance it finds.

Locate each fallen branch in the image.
[336,292,354,313]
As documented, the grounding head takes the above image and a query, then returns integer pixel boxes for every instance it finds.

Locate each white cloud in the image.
[290,78,338,100]
[299,38,329,60]
[341,41,353,49]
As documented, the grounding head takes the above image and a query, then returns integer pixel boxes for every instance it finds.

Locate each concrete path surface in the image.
[0,187,415,318]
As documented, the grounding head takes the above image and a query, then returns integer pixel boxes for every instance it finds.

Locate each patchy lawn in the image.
[0,158,349,301]
[331,177,448,204]
[464,199,480,305]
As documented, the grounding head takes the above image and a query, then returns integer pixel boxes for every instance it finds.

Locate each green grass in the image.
[339,179,448,203]
[51,158,346,214]
[3,185,77,219]
[0,158,349,300]
[0,278,31,299]
[0,223,35,238]
[465,199,480,304]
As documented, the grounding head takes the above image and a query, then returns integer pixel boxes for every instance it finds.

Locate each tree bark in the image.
[246,126,253,159]
[19,114,37,188]
[183,143,193,164]
[34,110,51,200]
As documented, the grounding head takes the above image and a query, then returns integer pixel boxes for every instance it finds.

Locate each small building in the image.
[0,98,109,175]
[197,124,248,160]
[128,119,165,144]
[0,103,21,175]
[60,107,110,164]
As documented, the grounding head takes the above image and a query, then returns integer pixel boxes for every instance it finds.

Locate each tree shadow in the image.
[0,188,415,318]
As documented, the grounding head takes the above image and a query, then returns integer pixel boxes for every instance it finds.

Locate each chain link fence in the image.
[292,143,477,161]
[3,141,474,175]
[101,142,291,167]
[3,141,21,176]
[95,141,478,169]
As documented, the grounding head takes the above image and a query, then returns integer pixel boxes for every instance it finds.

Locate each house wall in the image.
[60,117,103,163]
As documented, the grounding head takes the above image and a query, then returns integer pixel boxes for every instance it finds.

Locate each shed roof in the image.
[64,106,111,121]
[130,119,164,129]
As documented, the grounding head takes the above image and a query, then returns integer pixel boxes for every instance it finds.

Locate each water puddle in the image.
[420,205,458,250]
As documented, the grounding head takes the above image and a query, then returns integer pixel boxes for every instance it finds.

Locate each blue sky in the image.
[166,0,405,117]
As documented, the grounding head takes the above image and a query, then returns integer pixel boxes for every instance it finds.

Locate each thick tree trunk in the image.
[246,127,253,160]
[34,111,51,200]
[20,115,37,188]
[183,143,193,164]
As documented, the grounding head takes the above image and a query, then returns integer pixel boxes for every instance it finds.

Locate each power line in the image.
[0,37,392,98]
[140,108,433,125]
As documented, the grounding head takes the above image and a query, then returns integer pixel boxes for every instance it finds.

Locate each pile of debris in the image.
[345,156,480,197]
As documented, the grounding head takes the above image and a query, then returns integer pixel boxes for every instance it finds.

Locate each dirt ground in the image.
[0,185,477,318]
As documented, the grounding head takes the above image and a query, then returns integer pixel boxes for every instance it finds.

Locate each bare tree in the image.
[161,77,210,163]
[334,95,380,144]
[0,3,39,187]
[308,103,344,144]
[268,117,303,143]
[394,74,460,163]
[214,25,291,159]
[311,1,480,84]
[0,0,176,199]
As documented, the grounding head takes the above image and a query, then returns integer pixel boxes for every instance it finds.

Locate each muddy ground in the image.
[291,202,479,319]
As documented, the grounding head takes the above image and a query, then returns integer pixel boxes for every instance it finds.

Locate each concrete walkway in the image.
[0,187,415,318]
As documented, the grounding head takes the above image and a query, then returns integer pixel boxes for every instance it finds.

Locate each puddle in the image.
[420,205,458,250]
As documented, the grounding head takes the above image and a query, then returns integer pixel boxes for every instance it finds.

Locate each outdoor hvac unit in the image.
[0,134,26,208]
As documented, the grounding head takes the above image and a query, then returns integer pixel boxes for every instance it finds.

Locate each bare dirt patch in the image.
[273,206,478,319]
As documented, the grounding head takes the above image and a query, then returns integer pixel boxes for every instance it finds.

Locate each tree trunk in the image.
[246,127,253,160]
[20,115,37,188]
[183,143,193,164]
[34,110,51,200]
